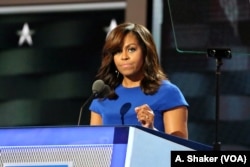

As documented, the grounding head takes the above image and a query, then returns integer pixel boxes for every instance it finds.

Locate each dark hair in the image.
[96,22,167,99]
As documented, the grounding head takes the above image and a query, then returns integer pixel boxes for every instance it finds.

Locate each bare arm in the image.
[163,106,188,139]
[90,111,102,125]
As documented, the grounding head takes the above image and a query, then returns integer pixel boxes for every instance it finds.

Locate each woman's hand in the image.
[135,104,155,129]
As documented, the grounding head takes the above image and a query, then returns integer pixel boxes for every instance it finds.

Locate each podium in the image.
[0,126,212,167]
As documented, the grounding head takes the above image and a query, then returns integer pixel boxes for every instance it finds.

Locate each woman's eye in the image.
[128,47,136,52]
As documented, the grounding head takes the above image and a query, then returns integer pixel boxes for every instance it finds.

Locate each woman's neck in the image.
[122,77,142,88]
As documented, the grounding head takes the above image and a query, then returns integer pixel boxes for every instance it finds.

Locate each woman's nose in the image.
[121,51,129,60]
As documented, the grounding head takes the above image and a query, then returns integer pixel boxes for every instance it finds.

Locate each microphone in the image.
[92,79,105,96]
[120,102,131,125]
[98,84,111,98]
[77,79,110,125]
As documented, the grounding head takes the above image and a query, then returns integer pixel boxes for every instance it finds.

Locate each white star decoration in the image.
[104,19,117,37]
[17,22,35,46]
[16,20,116,46]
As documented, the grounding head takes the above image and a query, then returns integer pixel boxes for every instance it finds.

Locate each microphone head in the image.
[92,79,105,94]
[99,84,111,98]
[120,102,131,116]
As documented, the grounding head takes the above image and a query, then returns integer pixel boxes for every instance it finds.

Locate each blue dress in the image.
[89,80,188,132]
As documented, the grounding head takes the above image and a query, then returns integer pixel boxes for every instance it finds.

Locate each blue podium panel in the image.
[0,126,126,167]
[0,126,212,167]
[0,126,116,146]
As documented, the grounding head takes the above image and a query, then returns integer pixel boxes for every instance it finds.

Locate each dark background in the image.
[162,0,250,150]
[0,9,125,126]
[0,0,249,150]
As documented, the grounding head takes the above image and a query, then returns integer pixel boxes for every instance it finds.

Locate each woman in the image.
[89,23,188,139]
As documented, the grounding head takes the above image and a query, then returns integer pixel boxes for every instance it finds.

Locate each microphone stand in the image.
[77,93,96,126]
[120,102,131,125]
[121,116,125,125]
[213,57,222,151]
[207,48,232,151]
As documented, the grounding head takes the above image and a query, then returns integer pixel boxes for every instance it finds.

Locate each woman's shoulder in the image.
[161,80,177,88]
[160,80,182,93]
[159,80,188,105]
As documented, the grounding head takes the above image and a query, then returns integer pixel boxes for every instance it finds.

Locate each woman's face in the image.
[113,32,144,80]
